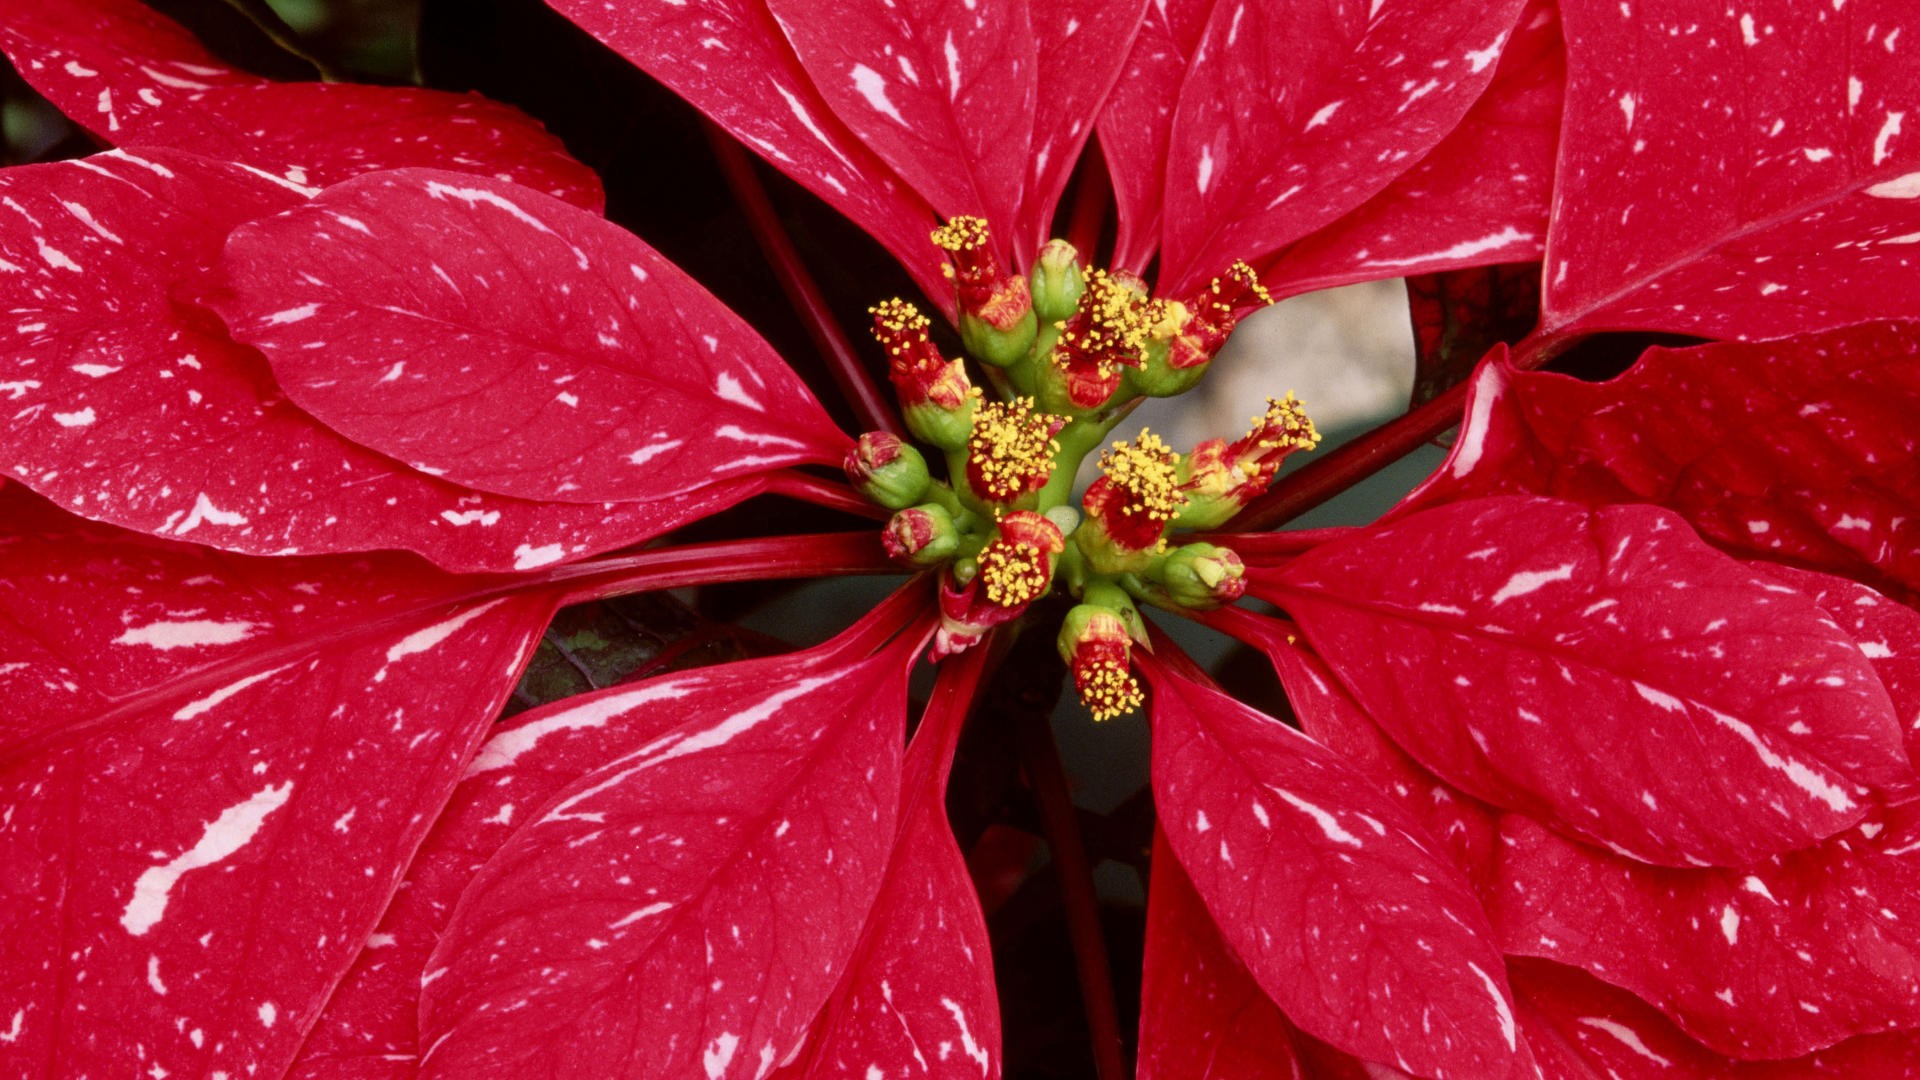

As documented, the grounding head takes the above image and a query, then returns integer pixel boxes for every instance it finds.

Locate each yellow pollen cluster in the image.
[1056,270,1151,372]
[1100,429,1186,522]
[1247,393,1322,452]
[870,297,931,342]
[1227,261,1274,304]
[980,540,1048,606]
[1078,660,1144,721]
[968,398,1064,500]
[931,216,991,253]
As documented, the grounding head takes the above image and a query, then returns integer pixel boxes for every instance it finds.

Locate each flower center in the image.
[842,217,1321,719]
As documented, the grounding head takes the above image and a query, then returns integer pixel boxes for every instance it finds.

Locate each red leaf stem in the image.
[1195,526,1359,560]
[705,123,905,438]
[544,531,897,606]
[1014,646,1129,1080]
[1184,601,1294,648]
[762,470,891,520]
[1067,136,1114,266]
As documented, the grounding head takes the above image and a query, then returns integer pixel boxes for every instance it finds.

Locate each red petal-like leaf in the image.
[0,0,257,129]
[776,639,1000,1078]
[1262,0,1562,297]
[1409,323,1920,601]
[0,500,554,1078]
[1156,0,1529,293]
[1542,0,1920,338]
[542,0,948,303]
[208,169,848,505]
[287,566,911,1077]
[1096,0,1212,272]
[0,149,758,571]
[289,667,698,1077]
[1018,0,1148,258]
[767,0,1035,264]
[1753,562,1920,780]
[1493,804,1920,1058]
[1261,495,1912,867]
[1210,608,1501,896]
[414,598,925,1076]
[1513,956,1920,1078]
[0,0,602,210]
[1138,831,1304,1080]
[1142,653,1532,1079]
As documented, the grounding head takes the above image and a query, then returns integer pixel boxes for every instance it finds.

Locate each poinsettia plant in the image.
[3,0,1920,1076]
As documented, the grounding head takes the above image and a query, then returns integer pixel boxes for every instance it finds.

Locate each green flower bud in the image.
[1030,239,1087,323]
[1148,542,1247,610]
[845,432,931,510]
[882,503,961,568]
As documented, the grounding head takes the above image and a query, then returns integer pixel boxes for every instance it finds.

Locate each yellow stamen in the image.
[870,297,930,343]
[1246,393,1321,453]
[931,216,992,254]
[1054,269,1152,376]
[980,541,1049,606]
[1078,661,1144,721]
[1099,429,1185,523]
[968,398,1065,501]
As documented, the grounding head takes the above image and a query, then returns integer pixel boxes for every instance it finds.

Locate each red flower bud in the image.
[1058,605,1143,721]
[964,398,1067,507]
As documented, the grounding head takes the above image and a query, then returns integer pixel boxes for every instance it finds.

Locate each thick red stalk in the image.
[1182,601,1292,647]
[704,122,905,437]
[1195,524,1358,558]
[548,530,896,605]
[763,469,890,519]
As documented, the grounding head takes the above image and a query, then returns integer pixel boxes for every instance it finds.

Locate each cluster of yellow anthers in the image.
[871,297,933,359]
[931,216,991,255]
[1079,653,1145,721]
[1100,429,1184,524]
[1056,269,1154,377]
[1243,393,1320,465]
[967,399,1065,502]
[1196,262,1273,320]
[843,215,1324,721]
[980,537,1051,607]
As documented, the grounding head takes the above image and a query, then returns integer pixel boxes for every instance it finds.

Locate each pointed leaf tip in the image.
[1143,656,1531,1079]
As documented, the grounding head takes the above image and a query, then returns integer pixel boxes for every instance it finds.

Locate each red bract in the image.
[206,169,848,505]
[8,0,1920,1074]
[1260,496,1911,867]
[1541,0,1920,339]
[0,0,603,208]
[540,0,950,303]
[772,642,1001,1079]
[414,588,928,1076]
[1137,832,1305,1079]
[0,490,556,1076]
[1406,322,1920,598]
[0,149,776,571]
[1262,0,1563,296]
[1142,647,1533,1078]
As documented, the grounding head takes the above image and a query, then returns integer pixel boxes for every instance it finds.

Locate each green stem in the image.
[920,479,979,533]
[1035,397,1142,511]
